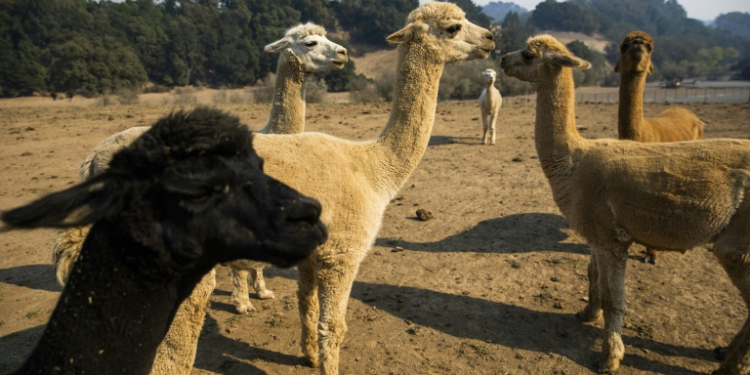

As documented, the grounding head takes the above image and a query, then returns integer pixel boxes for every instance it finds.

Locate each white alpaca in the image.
[55,4,494,375]
[478,68,502,145]
[501,34,750,375]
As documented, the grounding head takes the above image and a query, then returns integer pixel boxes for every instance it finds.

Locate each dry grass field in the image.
[0,95,749,374]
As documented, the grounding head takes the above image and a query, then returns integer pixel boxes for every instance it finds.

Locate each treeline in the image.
[0,0,420,98]
[521,0,750,81]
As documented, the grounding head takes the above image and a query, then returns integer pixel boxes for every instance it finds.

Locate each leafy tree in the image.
[448,0,491,27]
[331,0,417,47]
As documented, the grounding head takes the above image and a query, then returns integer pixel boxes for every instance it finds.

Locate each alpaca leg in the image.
[593,246,628,374]
[489,113,497,145]
[297,259,320,367]
[231,268,255,314]
[578,250,603,322]
[316,256,360,375]
[711,231,750,374]
[150,269,216,375]
[481,115,489,145]
[250,266,275,300]
[52,226,90,286]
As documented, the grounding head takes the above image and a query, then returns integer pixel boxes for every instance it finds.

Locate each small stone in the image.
[416,208,433,221]
[391,247,404,253]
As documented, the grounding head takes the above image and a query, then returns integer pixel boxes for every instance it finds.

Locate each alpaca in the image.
[233,22,347,313]
[615,31,704,265]
[500,34,750,375]
[260,22,348,134]
[61,4,494,374]
[478,68,502,145]
[51,23,348,317]
[3,107,327,375]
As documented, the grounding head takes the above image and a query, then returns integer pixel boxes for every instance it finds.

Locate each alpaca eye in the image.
[305,41,318,47]
[645,44,652,52]
[446,25,461,34]
[522,51,534,60]
[620,45,627,52]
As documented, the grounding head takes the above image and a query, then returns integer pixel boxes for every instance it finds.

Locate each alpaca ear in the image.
[547,52,591,70]
[386,20,428,45]
[265,38,291,53]
[648,62,654,75]
[0,174,127,230]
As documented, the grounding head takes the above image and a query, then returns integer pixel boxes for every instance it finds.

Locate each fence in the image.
[503,86,750,105]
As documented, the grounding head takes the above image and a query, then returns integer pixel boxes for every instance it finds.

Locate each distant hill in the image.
[715,12,750,41]
[482,1,528,24]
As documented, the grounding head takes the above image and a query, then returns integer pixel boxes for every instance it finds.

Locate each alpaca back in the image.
[640,107,703,142]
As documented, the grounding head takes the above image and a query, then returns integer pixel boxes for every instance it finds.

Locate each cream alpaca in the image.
[478,68,502,145]
[50,23,347,374]
[501,34,750,375]
[615,30,703,265]
[53,4,494,375]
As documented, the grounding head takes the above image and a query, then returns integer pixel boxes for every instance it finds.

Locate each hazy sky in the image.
[423,0,750,21]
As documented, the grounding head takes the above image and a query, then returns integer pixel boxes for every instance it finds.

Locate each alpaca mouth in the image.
[332,60,346,67]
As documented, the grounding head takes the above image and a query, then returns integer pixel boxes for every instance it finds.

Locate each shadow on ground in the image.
[351,281,717,375]
[0,264,61,293]
[376,212,589,255]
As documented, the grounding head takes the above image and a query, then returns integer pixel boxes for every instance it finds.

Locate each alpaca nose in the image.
[484,31,494,42]
[285,196,323,225]
[337,48,347,57]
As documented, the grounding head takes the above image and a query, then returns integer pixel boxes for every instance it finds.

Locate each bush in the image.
[349,84,384,103]
[143,84,171,94]
[305,77,328,104]
[116,87,139,105]
[173,87,197,105]
[253,73,276,103]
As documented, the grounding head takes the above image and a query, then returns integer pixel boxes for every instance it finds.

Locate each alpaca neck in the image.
[374,45,444,192]
[260,54,310,134]
[486,79,495,103]
[14,222,210,375]
[535,65,583,172]
[618,70,646,139]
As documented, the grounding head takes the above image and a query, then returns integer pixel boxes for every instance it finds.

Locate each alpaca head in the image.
[500,34,591,84]
[482,68,497,84]
[615,31,654,75]
[264,22,348,73]
[0,108,328,269]
[386,2,495,64]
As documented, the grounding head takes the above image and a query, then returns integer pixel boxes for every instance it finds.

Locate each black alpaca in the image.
[1,107,327,375]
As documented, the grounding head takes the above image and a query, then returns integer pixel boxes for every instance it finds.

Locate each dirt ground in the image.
[0,97,749,375]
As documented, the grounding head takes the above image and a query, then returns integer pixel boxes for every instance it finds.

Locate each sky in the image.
[422,0,750,21]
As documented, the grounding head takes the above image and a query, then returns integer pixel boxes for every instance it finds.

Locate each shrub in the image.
[143,84,171,94]
[116,88,139,105]
[304,77,328,104]
[253,73,276,103]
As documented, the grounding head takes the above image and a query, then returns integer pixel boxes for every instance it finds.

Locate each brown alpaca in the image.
[616,30,704,265]
[501,34,750,375]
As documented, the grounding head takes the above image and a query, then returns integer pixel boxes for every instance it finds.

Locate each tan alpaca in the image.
[230,22,348,314]
[501,34,750,375]
[616,30,704,265]
[478,68,502,145]
[53,4,493,375]
[50,23,348,374]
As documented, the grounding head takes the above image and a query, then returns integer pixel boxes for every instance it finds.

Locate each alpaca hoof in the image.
[305,356,319,368]
[577,307,602,323]
[597,356,621,374]
[257,290,275,300]
[235,302,257,314]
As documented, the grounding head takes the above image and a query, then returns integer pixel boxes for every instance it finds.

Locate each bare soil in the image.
[1,97,749,375]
